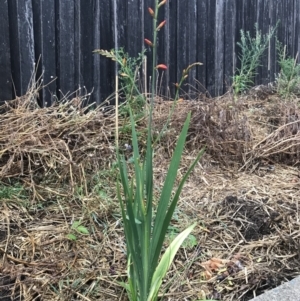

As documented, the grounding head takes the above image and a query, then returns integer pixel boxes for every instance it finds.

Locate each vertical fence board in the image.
[93,0,101,105]
[55,0,75,98]
[269,0,279,82]
[186,0,197,98]
[206,0,216,96]
[168,0,178,97]
[286,0,295,57]
[99,0,114,103]
[0,0,12,101]
[176,0,188,95]
[163,1,170,97]
[224,0,236,89]
[257,0,270,84]
[8,0,35,97]
[127,0,143,57]
[215,0,225,95]
[32,0,56,107]
[74,0,94,106]
[296,0,300,62]
[196,0,207,94]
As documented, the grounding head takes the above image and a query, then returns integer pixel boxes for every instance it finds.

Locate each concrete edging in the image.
[250,276,300,301]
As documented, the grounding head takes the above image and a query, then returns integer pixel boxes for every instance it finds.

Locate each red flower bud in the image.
[158,0,167,8]
[144,39,154,47]
[155,64,168,70]
[156,20,166,31]
[148,7,155,17]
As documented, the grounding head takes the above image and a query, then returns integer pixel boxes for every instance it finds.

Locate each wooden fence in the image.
[0,0,299,106]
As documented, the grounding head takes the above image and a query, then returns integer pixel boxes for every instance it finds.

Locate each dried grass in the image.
[1,86,300,301]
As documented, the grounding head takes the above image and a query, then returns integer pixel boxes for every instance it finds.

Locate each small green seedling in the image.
[67,221,89,241]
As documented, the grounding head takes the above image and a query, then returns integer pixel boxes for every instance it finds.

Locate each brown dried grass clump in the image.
[0,88,119,201]
[1,87,300,301]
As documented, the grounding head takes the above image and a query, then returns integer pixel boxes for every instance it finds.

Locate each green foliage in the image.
[67,220,90,241]
[276,42,300,99]
[0,181,27,201]
[94,48,146,118]
[117,108,204,300]
[233,23,277,98]
[167,225,198,250]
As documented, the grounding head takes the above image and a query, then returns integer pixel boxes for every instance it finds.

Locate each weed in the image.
[94,48,146,119]
[233,23,277,98]
[276,42,300,99]
[0,181,27,201]
[66,220,90,241]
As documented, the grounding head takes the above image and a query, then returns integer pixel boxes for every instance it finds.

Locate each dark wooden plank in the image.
[206,0,216,96]
[98,0,114,104]
[127,0,143,57]
[74,0,94,105]
[196,0,207,95]
[185,0,198,98]
[55,0,75,99]
[269,0,279,82]
[116,0,128,51]
[235,0,245,36]
[168,0,178,98]
[296,0,300,63]
[214,0,225,95]
[0,0,12,101]
[93,0,101,105]
[8,0,35,97]
[176,0,188,96]
[258,0,270,84]
[224,0,236,90]
[247,0,257,34]
[276,0,285,46]
[286,0,295,58]
[32,0,56,107]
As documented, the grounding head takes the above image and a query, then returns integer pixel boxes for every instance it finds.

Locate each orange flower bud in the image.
[148,7,155,17]
[156,20,166,31]
[155,64,168,70]
[158,0,167,8]
[144,39,154,47]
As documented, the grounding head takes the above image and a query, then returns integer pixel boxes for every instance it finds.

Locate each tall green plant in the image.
[116,0,204,300]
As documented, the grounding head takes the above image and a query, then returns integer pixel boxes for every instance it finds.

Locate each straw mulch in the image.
[1,87,300,301]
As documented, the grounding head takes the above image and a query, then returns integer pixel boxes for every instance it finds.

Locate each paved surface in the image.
[250,276,300,301]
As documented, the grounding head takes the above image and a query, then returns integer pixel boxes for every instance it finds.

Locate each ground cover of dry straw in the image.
[1,86,300,301]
